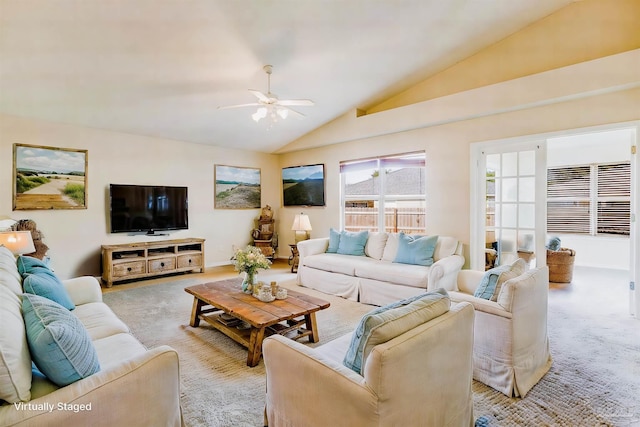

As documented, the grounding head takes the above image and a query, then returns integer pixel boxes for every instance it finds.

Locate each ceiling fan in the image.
[218,65,314,122]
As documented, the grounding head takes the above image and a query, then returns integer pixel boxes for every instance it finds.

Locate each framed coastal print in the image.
[13,144,88,210]
[214,164,261,209]
[282,163,325,207]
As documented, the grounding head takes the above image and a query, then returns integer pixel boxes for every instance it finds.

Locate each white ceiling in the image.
[0,0,574,153]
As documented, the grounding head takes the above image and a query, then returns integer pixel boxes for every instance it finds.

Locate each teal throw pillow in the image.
[17,256,51,276]
[22,294,100,387]
[547,236,562,251]
[326,228,341,253]
[336,230,369,256]
[343,289,449,374]
[393,233,438,266]
[23,270,75,310]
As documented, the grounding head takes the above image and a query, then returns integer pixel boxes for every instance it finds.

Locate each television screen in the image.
[109,184,188,234]
[282,164,325,207]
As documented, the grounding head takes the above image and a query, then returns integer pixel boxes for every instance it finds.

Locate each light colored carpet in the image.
[103,271,640,427]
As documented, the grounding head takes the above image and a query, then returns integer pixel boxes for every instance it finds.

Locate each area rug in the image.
[103,273,640,427]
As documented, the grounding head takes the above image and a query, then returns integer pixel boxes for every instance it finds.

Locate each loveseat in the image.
[297,231,464,306]
[0,245,183,427]
[263,290,475,427]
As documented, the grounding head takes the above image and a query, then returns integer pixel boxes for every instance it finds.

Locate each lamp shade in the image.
[0,231,35,255]
[291,214,312,231]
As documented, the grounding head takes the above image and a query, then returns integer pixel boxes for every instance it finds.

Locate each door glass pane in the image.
[503,152,518,176]
[519,150,535,175]
[487,154,501,177]
[519,177,535,202]
[502,203,517,228]
[502,178,517,202]
[519,204,535,228]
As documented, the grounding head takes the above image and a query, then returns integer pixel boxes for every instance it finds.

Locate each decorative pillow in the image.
[381,233,401,262]
[0,286,32,403]
[547,237,562,251]
[343,289,450,374]
[393,233,438,266]
[474,258,526,301]
[326,228,341,253]
[22,293,100,387]
[364,232,388,260]
[23,270,75,310]
[0,246,23,295]
[17,255,50,276]
[336,230,369,256]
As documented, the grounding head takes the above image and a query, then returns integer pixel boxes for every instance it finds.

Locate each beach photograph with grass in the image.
[13,144,87,210]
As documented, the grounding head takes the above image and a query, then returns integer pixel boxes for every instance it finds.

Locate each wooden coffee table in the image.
[184,278,330,367]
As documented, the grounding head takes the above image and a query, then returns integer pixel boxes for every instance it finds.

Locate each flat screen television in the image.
[282,164,325,207]
[109,184,188,234]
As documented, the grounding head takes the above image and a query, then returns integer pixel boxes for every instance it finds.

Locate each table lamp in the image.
[0,231,36,255]
[291,213,312,243]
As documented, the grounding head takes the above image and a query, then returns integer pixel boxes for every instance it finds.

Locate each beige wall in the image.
[0,114,280,279]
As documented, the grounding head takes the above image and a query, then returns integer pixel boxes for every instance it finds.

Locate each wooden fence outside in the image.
[345,207,425,234]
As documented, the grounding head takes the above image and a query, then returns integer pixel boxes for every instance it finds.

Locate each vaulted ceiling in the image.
[0,0,574,153]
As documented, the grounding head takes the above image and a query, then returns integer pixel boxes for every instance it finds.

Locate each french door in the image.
[471,140,547,271]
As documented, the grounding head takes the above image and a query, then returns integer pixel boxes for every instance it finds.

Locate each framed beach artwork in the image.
[214,164,261,209]
[13,144,88,210]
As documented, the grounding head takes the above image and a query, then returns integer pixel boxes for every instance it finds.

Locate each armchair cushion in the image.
[22,294,100,387]
[343,289,449,374]
[393,233,438,266]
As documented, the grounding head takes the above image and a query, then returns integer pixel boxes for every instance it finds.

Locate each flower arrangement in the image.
[233,245,271,292]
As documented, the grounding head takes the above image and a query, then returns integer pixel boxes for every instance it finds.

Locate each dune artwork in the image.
[214,165,261,209]
[13,144,88,210]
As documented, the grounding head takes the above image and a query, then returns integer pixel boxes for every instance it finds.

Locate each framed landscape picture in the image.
[214,165,261,209]
[13,144,88,210]
[282,163,325,207]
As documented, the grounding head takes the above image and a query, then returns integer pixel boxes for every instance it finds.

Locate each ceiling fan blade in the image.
[277,99,314,107]
[279,106,305,119]
[217,103,261,110]
[248,89,271,103]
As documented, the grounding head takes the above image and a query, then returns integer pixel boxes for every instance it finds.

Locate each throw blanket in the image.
[474,263,512,300]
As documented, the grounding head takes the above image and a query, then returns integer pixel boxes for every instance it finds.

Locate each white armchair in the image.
[263,301,475,427]
[450,266,552,397]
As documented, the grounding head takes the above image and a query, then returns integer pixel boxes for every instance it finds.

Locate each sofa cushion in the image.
[364,232,388,260]
[0,285,32,403]
[354,260,430,288]
[73,302,130,340]
[474,259,526,301]
[343,289,450,374]
[304,253,374,276]
[393,233,438,266]
[22,293,100,387]
[337,230,369,256]
[433,236,459,261]
[326,228,341,253]
[23,270,75,310]
[0,245,23,295]
[381,233,400,262]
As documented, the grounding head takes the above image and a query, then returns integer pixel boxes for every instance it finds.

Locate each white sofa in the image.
[0,246,183,427]
[447,264,552,397]
[263,295,475,427]
[297,232,464,306]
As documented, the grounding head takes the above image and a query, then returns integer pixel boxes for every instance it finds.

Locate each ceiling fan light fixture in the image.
[277,108,288,120]
[252,107,268,122]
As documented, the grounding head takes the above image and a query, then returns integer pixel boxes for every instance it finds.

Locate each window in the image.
[340,152,426,234]
[547,162,630,236]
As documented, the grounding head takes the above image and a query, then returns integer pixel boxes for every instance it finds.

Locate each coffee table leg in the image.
[305,312,320,343]
[189,298,204,327]
[247,327,266,367]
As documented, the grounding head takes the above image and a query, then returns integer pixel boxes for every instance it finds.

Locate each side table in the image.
[288,244,299,273]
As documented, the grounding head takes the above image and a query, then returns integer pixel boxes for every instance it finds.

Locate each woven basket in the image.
[547,248,576,283]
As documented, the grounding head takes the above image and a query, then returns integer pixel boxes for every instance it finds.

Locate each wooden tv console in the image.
[101,238,205,287]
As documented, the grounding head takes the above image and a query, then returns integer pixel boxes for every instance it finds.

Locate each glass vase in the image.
[241,271,257,294]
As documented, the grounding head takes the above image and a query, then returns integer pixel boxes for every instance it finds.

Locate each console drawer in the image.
[177,254,202,269]
[113,261,146,278]
[148,257,176,273]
